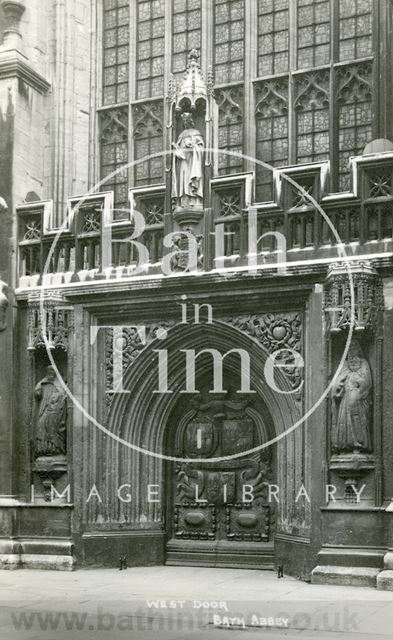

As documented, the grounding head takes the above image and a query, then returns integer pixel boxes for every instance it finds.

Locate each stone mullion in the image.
[128,0,137,189]
[330,0,340,192]
[372,0,380,139]
[288,0,297,164]
[376,0,392,140]
[201,0,213,80]
[244,0,256,174]
[163,0,173,193]
[374,335,383,506]
[89,0,101,190]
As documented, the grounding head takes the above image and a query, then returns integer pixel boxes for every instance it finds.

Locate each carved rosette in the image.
[27,292,74,351]
[225,313,303,395]
[323,261,384,334]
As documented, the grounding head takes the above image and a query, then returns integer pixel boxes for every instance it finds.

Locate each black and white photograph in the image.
[0,0,393,638]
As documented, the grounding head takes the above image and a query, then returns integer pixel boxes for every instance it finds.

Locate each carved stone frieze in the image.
[104,312,303,400]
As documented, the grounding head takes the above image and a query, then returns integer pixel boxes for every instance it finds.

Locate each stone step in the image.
[316,547,385,569]
[311,565,380,587]
[166,540,275,570]
[0,538,75,571]
[377,570,393,591]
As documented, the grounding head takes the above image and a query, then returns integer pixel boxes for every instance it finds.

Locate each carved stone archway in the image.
[83,318,307,567]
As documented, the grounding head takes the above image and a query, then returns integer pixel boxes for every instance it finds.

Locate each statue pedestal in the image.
[330,453,375,477]
[33,455,68,502]
[173,206,204,229]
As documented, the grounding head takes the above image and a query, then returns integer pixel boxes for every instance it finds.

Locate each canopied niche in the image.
[323,261,384,504]
[26,292,73,501]
[165,50,216,271]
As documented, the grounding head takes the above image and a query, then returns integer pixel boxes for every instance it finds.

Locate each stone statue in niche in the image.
[172,112,204,211]
[34,366,66,457]
[331,340,372,454]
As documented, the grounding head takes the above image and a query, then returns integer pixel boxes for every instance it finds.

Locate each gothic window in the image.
[102,0,129,105]
[254,0,375,197]
[255,79,288,202]
[216,86,244,175]
[214,0,245,85]
[258,0,289,77]
[133,101,164,187]
[337,62,373,190]
[98,0,379,209]
[136,0,165,99]
[172,0,202,78]
[99,108,129,216]
[295,70,330,164]
[297,0,330,69]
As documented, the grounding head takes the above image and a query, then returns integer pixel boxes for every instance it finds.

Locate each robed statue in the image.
[34,366,66,457]
[172,112,204,210]
[331,341,372,453]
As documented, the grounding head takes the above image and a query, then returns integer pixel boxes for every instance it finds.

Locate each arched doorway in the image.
[106,320,299,568]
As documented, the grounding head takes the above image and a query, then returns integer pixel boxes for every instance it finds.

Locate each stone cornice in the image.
[0,51,50,94]
[14,253,393,306]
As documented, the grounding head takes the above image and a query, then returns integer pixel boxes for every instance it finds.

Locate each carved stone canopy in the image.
[27,291,74,351]
[167,49,213,112]
[323,260,384,333]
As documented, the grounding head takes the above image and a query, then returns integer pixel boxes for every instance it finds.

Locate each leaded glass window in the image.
[255,79,288,202]
[172,0,202,77]
[297,0,330,69]
[102,0,129,105]
[258,0,289,77]
[337,62,373,190]
[99,108,129,215]
[98,0,378,210]
[295,70,330,164]
[133,101,164,187]
[216,86,244,175]
[339,0,373,61]
[136,0,165,99]
[254,0,375,196]
[214,0,245,85]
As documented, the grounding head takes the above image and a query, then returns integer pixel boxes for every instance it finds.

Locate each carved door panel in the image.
[169,396,274,547]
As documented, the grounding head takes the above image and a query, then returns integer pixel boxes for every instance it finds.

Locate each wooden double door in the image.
[165,393,275,568]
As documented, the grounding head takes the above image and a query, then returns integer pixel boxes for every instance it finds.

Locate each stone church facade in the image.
[1,0,393,589]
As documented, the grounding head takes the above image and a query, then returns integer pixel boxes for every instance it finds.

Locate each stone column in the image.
[0,196,14,504]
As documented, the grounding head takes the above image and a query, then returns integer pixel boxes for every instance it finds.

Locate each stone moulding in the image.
[0,54,51,94]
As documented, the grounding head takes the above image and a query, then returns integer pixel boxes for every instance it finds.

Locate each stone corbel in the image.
[33,455,67,502]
